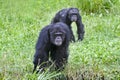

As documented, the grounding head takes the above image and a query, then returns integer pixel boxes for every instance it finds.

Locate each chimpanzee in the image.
[33,22,71,73]
[51,8,85,42]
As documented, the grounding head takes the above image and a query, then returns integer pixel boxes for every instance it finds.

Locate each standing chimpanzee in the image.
[33,22,71,73]
[51,8,85,42]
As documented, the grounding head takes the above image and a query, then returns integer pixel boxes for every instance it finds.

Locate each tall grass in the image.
[0,0,120,80]
[76,0,120,14]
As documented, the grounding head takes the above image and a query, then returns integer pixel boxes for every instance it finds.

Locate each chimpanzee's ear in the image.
[47,24,55,42]
[48,24,52,34]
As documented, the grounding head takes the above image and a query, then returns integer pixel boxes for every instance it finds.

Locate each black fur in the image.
[33,22,70,73]
[51,8,85,42]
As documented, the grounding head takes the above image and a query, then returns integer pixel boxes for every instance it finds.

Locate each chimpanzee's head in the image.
[68,8,79,22]
[49,23,66,46]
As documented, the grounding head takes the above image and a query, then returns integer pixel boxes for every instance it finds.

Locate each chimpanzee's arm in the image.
[33,26,49,73]
[76,14,85,41]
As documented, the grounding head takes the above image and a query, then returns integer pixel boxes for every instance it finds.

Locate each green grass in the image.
[0,0,120,80]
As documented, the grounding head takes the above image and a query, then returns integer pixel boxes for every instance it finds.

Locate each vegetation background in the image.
[0,0,120,80]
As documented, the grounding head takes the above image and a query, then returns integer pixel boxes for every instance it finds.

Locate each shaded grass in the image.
[0,0,120,80]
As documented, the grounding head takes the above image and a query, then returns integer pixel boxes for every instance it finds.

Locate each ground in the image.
[0,0,120,80]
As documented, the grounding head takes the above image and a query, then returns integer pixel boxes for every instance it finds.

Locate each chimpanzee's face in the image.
[68,8,79,22]
[49,25,66,46]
